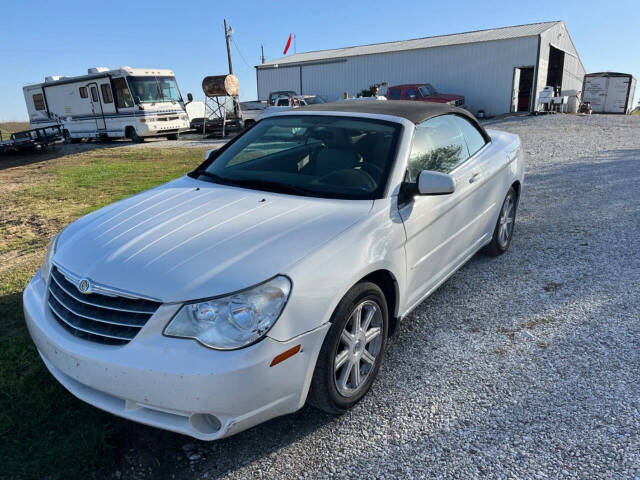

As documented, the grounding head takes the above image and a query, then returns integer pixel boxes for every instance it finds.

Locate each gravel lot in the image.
[135,113,640,480]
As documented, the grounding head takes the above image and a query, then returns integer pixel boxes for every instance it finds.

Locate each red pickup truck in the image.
[386,83,465,107]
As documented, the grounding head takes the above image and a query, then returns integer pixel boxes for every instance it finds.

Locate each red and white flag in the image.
[283,33,292,55]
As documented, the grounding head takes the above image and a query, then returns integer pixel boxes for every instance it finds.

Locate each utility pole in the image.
[224,19,233,75]
[223,19,240,122]
[261,44,265,64]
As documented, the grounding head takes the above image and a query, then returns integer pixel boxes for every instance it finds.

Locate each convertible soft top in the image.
[296,100,477,125]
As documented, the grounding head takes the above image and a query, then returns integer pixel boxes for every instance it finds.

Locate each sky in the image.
[1,0,638,121]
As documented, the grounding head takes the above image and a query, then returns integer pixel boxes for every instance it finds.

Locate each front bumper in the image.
[23,272,329,440]
[138,118,190,137]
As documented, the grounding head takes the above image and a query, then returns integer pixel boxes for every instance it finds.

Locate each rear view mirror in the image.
[417,170,456,195]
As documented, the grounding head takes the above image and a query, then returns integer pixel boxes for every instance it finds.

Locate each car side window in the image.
[113,78,134,108]
[100,84,113,103]
[405,88,419,100]
[454,116,487,157]
[406,115,470,182]
[388,88,401,100]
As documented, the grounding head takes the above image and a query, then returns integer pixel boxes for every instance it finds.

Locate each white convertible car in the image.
[24,101,524,440]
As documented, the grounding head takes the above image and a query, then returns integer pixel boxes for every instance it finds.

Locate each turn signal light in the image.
[270,344,301,367]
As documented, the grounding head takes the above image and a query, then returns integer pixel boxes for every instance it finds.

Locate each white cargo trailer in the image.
[23,67,191,142]
[582,72,637,114]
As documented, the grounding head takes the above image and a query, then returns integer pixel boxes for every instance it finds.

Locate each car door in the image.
[87,82,106,130]
[452,115,505,239]
[399,114,492,310]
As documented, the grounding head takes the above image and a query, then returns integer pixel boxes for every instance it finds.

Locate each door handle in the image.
[469,172,482,184]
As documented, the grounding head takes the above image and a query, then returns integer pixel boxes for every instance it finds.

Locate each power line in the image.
[231,37,252,69]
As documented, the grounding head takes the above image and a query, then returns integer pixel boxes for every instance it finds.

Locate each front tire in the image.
[166,133,179,140]
[483,186,518,256]
[126,127,144,143]
[308,282,389,414]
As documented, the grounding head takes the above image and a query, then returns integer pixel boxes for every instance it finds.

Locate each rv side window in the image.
[90,86,99,102]
[100,84,113,103]
[113,78,134,108]
[33,94,46,111]
[79,87,88,98]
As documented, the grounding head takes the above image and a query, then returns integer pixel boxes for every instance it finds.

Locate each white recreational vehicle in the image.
[23,67,191,142]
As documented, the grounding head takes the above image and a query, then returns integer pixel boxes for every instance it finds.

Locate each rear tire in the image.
[166,133,179,140]
[482,186,518,256]
[307,282,388,414]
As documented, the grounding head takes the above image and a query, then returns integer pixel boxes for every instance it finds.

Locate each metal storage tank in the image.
[582,72,637,114]
[256,21,586,117]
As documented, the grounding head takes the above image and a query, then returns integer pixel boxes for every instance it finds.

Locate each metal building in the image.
[256,21,585,116]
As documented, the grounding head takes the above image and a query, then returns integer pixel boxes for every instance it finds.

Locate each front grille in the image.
[456,99,464,106]
[47,267,161,345]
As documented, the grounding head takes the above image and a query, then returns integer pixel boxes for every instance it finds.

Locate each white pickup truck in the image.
[242,96,309,128]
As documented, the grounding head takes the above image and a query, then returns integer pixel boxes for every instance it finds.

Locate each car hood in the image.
[55,176,372,302]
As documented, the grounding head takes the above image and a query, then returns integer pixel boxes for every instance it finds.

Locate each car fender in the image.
[267,198,407,341]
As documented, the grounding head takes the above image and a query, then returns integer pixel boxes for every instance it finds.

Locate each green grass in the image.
[0,147,208,479]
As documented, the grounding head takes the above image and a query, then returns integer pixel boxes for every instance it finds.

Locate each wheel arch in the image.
[511,180,521,198]
[360,269,400,336]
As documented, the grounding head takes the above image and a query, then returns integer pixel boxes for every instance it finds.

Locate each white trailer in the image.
[23,67,191,142]
[582,72,637,114]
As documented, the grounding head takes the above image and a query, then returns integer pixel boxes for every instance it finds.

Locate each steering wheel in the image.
[356,162,384,179]
[316,168,377,191]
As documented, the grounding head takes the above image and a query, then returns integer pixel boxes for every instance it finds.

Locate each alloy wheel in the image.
[498,191,516,248]
[334,300,383,397]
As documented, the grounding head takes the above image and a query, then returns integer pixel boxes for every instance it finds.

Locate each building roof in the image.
[258,21,561,68]
[292,100,480,126]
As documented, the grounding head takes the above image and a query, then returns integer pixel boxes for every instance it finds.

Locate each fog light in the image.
[189,413,222,434]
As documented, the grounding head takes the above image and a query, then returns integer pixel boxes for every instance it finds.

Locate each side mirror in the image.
[187,92,193,103]
[417,170,456,195]
[134,95,142,104]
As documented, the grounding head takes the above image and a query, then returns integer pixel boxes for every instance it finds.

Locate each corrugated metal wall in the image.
[536,22,586,106]
[258,36,538,116]
[256,66,301,99]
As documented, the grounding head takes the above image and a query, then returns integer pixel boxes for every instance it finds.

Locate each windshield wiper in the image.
[192,170,238,186]
[227,178,322,197]
[193,171,321,197]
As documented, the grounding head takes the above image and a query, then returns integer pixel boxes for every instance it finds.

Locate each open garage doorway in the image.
[546,45,565,93]
[511,66,535,112]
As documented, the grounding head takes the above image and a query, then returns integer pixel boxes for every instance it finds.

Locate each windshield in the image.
[195,115,401,200]
[127,76,182,103]
[419,84,437,96]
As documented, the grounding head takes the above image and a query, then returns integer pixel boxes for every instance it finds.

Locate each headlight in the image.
[41,234,59,283]
[447,100,456,106]
[164,276,291,350]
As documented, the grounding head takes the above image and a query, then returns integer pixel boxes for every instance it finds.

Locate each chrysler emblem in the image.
[78,278,92,294]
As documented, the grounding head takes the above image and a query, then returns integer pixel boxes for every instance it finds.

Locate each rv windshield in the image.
[127,76,182,103]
